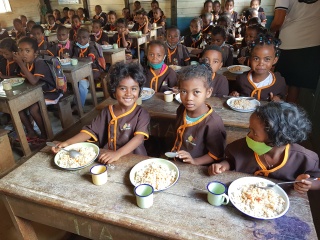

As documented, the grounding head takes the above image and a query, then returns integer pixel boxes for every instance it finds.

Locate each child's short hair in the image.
[0,37,18,52]
[26,20,36,27]
[249,33,281,57]
[136,9,148,16]
[18,37,38,52]
[204,0,213,8]
[213,0,221,6]
[72,15,80,21]
[151,0,159,6]
[134,1,141,5]
[92,19,102,27]
[255,102,311,147]
[107,62,146,99]
[57,25,68,33]
[225,0,234,5]
[47,14,55,21]
[95,5,102,10]
[116,18,128,27]
[13,18,22,25]
[108,10,117,17]
[20,15,27,21]
[210,25,226,39]
[251,0,261,5]
[147,39,166,52]
[153,7,162,14]
[190,17,203,29]
[31,24,44,33]
[247,17,261,26]
[178,64,213,89]
[246,24,266,35]
[166,26,180,35]
[77,28,90,36]
[63,7,70,12]
[201,44,222,58]
[245,8,259,19]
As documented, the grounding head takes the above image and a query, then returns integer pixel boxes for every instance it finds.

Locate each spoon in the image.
[256,178,319,189]
[46,142,82,159]
[165,152,178,158]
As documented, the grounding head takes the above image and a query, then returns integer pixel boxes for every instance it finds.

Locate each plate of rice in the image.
[228,177,290,220]
[169,65,182,71]
[227,97,260,113]
[54,142,100,170]
[5,77,25,87]
[130,158,179,191]
[140,87,155,101]
[227,65,251,74]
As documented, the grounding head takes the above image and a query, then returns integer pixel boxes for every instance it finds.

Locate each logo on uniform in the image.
[186,135,196,146]
[121,123,131,131]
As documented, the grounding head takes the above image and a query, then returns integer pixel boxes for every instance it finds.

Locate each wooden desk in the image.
[0,82,53,156]
[62,60,97,117]
[102,48,126,65]
[0,129,15,176]
[129,34,147,64]
[0,152,317,240]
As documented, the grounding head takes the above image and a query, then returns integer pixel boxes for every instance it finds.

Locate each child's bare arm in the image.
[143,16,149,34]
[229,91,239,97]
[121,32,129,48]
[13,53,40,85]
[176,151,217,166]
[208,160,230,176]
[51,132,91,154]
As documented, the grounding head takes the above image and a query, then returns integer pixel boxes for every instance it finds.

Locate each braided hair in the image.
[249,33,281,57]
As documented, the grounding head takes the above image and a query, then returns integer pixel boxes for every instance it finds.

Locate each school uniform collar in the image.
[149,64,169,92]
[138,22,146,30]
[247,71,276,100]
[202,25,210,32]
[94,30,103,41]
[38,38,45,48]
[211,73,216,81]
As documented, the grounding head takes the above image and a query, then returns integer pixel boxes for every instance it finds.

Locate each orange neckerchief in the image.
[57,40,71,58]
[110,25,116,31]
[117,34,122,46]
[79,48,88,57]
[38,38,45,48]
[138,22,146,31]
[167,47,177,63]
[211,73,216,81]
[247,71,276,100]
[149,65,169,92]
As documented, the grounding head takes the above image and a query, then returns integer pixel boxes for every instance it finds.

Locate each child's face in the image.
[151,2,159,9]
[92,23,101,33]
[250,0,260,10]
[63,10,68,17]
[68,11,75,19]
[134,2,141,9]
[26,22,35,32]
[147,44,165,64]
[72,18,81,27]
[108,14,116,24]
[77,9,84,17]
[13,22,23,31]
[201,50,223,73]
[166,29,180,46]
[245,28,258,45]
[0,49,13,60]
[57,29,69,41]
[48,17,55,25]
[213,3,221,13]
[204,2,213,13]
[53,11,60,20]
[225,2,234,12]
[179,78,212,114]
[18,42,36,63]
[21,17,27,27]
[117,23,128,34]
[211,34,225,46]
[77,32,89,45]
[153,9,161,19]
[202,16,211,27]
[122,9,129,17]
[115,77,140,108]
[248,113,268,143]
[95,7,101,15]
[250,45,278,76]
[136,14,145,25]
[190,21,201,35]
[31,29,44,42]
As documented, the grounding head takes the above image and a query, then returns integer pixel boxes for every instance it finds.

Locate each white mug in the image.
[90,165,108,185]
[164,90,174,102]
[152,23,157,28]
[207,181,229,206]
[136,97,142,105]
[134,184,154,208]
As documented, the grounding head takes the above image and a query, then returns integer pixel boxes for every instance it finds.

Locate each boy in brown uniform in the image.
[90,19,109,45]
[69,15,82,41]
[150,7,165,40]
[31,25,53,56]
[47,26,73,59]
[51,62,150,163]
[109,18,132,55]
[46,14,60,31]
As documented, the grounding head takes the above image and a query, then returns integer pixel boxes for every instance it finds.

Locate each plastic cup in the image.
[164,91,173,102]
[207,181,229,206]
[113,43,118,49]
[137,31,142,37]
[134,184,154,209]
[90,165,108,186]
[71,58,78,66]
[2,80,12,90]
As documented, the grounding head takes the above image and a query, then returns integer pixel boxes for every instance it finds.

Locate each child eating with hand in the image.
[208,102,320,193]
[172,65,226,165]
[51,62,150,164]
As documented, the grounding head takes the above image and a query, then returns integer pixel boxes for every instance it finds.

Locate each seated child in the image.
[51,62,150,163]
[60,7,69,24]
[171,64,226,165]
[77,7,88,23]
[230,33,286,101]
[53,9,62,24]
[11,18,26,40]
[31,25,53,56]
[103,11,117,31]
[184,17,203,49]
[236,8,260,38]
[64,9,76,24]
[13,37,61,141]
[148,0,159,19]
[46,14,60,31]
[72,28,102,107]
[132,1,145,18]
[212,0,222,24]
[217,15,235,45]
[69,15,82,41]
[165,26,190,66]
[151,7,166,40]
[26,20,35,37]
[201,13,214,42]
[224,0,238,23]
[109,18,132,54]
[47,26,73,59]
[202,0,214,22]
[20,15,27,29]
[209,26,233,67]
[122,8,133,22]
[200,45,229,97]
[250,0,266,24]
[0,38,20,78]
[90,19,109,45]
[208,102,320,193]
[93,5,108,26]
[145,40,177,92]
[0,28,9,41]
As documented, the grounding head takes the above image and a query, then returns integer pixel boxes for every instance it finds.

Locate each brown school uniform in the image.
[131,22,152,33]
[0,58,20,77]
[90,30,109,45]
[210,73,229,97]
[184,34,203,48]
[81,104,150,155]
[11,30,26,40]
[172,104,226,162]
[47,40,74,59]
[202,25,213,37]
[93,12,108,26]
[110,33,131,51]
[225,138,320,181]
[235,71,287,101]
[38,39,54,56]
[47,23,60,31]
[69,26,81,41]
[150,18,165,38]
[103,24,117,32]
[165,44,190,66]
[145,65,177,92]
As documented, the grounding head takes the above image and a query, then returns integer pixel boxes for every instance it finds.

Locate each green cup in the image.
[207,181,229,206]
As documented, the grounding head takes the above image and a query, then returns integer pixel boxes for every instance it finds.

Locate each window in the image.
[0,0,11,13]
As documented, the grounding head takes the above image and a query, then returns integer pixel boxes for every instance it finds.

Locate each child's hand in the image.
[12,52,24,64]
[269,92,281,102]
[208,164,226,175]
[294,174,312,193]
[160,21,165,26]
[98,149,121,164]
[176,150,195,165]
[237,57,246,65]
[229,91,239,97]
[51,141,70,154]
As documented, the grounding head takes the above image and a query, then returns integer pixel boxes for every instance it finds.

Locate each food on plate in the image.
[230,98,256,110]
[141,89,153,98]
[60,58,71,64]
[56,146,96,168]
[169,65,182,71]
[229,66,242,72]
[134,162,177,191]
[7,78,24,85]
[231,183,286,218]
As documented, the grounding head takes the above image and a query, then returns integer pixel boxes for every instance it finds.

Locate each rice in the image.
[230,99,255,110]
[231,183,286,218]
[56,146,97,168]
[134,162,177,191]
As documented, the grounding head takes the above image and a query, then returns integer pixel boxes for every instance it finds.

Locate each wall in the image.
[0,0,41,28]
[50,0,83,12]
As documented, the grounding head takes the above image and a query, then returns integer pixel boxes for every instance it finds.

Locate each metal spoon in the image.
[46,142,82,159]
[256,178,319,189]
[165,152,178,158]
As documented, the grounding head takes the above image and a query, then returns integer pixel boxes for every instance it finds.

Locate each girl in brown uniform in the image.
[52,62,150,164]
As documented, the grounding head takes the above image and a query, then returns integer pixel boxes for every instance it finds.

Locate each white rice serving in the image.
[230,99,255,110]
[56,146,96,168]
[231,183,286,218]
[134,162,176,190]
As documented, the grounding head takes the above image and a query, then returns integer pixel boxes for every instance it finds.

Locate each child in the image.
[208,102,320,193]
[224,0,238,23]
[148,0,159,19]
[26,20,36,37]
[77,7,88,23]
[60,7,69,24]
[212,0,222,24]
[184,17,203,49]
[93,5,108,26]
[250,0,266,24]
[230,34,286,101]
[132,1,144,18]
[109,18,131,52]
[51,62,150,163]
[171,64,226,165]
[69,15,81,41]
[103,11,117,31]
[11,18,26,40]
[209,26,233,67]
[91,19,109,45]
[165,26,190,66]
[20,15,27,28]
[145,40,177,92]
[64,9,76,24]
[217,15,235,45]
[200,45,229,97]
[122,8,133,22]
[13,37,61,141]
[0,38,20,78]
[151,7,165,40]
[201,13,214,42]
[53,9,62,24]
[31,25,53,56]
[202,0,214,22]
[47,26,73,59]
[46,14,60,31]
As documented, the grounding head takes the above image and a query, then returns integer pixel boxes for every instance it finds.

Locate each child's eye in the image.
[253,57,259,61]
[120,87,126,91]
[265,57,271,61]
[132,87,138,91]
[194,90,201,94]
[180,90,186,94]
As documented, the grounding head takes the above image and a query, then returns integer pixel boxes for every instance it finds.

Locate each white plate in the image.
[227,65,251,74]
[175,93,182,103]
[129,158,179,192]
[60,61,71,66]
[5,77,25,87]
[169,65,182,71]
[101,45,113,50]
[227,97,260,113]
[54,142,99,170]
[228,177,290,220]
[140,87,155,101]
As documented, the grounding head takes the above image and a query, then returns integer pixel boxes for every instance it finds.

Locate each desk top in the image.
[0,150,316,240]
[61,59,92,72]
[102,47,126,54]
[97,93,252,128]
[0,82,43,100]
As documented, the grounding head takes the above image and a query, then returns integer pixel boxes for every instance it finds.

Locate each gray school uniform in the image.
[81,104,150,155]
[225,138,320,181]
[145,65,177,92]
[210,73,229,97]
[172,104,226,163]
